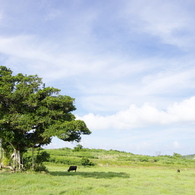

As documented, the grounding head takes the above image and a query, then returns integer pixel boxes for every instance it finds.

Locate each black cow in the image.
[68,166,77,172]
[177,169,180,173]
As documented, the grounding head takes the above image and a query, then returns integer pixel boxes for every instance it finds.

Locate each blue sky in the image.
[1,0,195,155]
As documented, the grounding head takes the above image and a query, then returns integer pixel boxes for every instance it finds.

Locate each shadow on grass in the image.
[50,171,130,179]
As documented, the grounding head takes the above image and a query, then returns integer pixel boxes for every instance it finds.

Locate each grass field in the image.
[1,164,195,195]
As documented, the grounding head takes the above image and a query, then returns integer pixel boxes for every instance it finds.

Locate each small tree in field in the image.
[73,144,83,151]
[173,153,182,158]
[0,66,91,171]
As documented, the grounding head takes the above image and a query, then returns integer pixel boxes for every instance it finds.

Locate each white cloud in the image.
[141,65,195,95]
[167,98,195,122]
[77,97,195,130]
[0,35,102,81]
[76,56,195,114]
[0,35,52,61]
[124,0,195,49]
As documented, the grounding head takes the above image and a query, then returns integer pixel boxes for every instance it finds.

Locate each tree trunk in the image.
[1,165,15,172]
[32,147,35,170]
[0,139,3,166]
[12,149,22,171]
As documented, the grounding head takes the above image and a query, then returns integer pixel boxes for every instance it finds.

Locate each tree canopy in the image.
[0,66,91,171]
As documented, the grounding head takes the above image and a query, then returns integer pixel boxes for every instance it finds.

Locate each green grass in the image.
[44,148,195,168]
[1,165,195,195]
[1,148,195,194]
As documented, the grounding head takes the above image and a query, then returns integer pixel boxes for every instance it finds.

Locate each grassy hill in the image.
[1,147,195,195]
[44,147,195,168]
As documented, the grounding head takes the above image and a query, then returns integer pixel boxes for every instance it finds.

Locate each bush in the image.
[81,157,94,166]
[2,157,10,166]
[150,158,159,163]
[36,151,50,163]
[173,153,182,158]
[23,149,50,171]
[139,157,149,162]
[73,144,83,152]
[34,164,48,172]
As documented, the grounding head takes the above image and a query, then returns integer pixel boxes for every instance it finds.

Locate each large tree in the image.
[0,66,91,171]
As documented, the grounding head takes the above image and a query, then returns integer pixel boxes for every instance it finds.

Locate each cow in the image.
[177,169,180,173]
[68,166,77,172]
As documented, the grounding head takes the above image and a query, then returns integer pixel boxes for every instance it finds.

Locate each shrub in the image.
[173,153,182,158]
[2,157,10,166]
[36,151,50,163]
[139,157,149,162]
[81,157,94,166]
[22,149,50,171]
[34,164,48,172]
[73,144,83,152]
